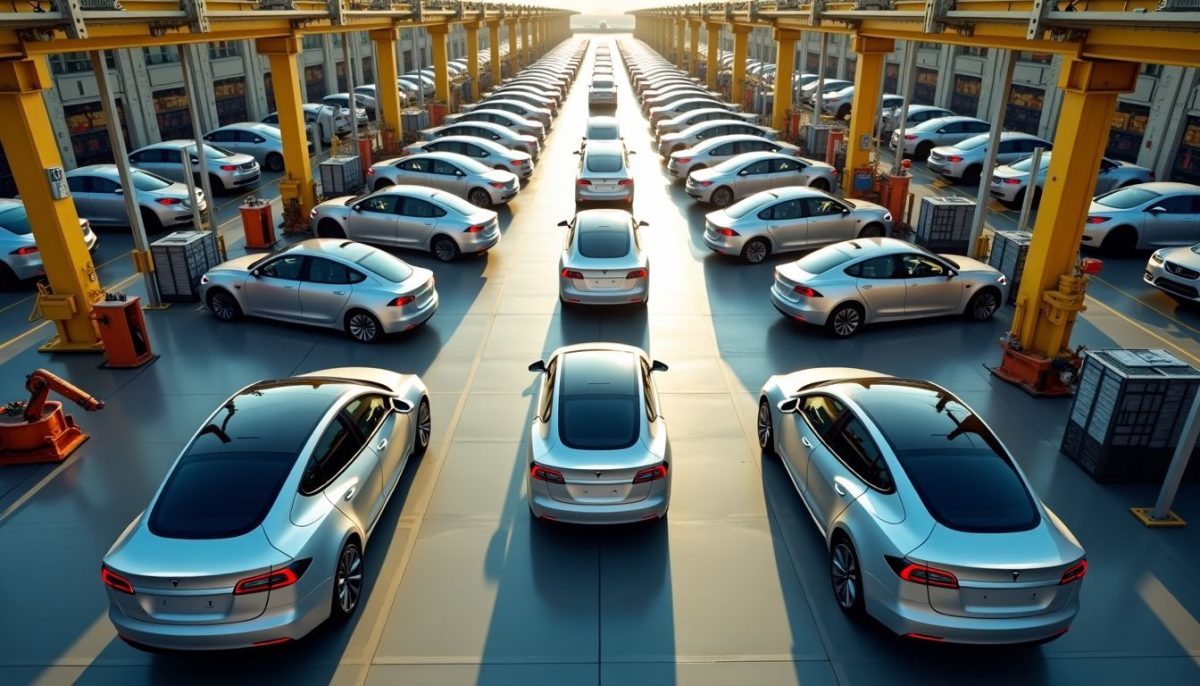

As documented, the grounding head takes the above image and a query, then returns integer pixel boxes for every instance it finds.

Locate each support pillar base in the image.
[989,342,1079,397]
[1130,507,1186,528]
[38,336,104,354]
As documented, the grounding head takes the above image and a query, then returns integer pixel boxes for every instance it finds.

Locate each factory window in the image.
[49,52,114,74]
[65,99,132,168]
[884,62,899,94]
[1016,51,1053,65]
[951,74,982,118]
[302,35,322,51]
[305,65,326,104]
[154,87,193,140]
[1005,84,1045,135]
[208,42,241,60]
[214,77,248,126]
[1141,63,1164,78]
[1172,115,1200,184]
[957,46,988,58]
[1106,102,1149,163]
[143,46,180,65]
[913,67,938,106]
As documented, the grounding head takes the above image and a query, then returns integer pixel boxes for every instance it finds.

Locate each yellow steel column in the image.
[464,22,481,101]
[521,17,532,68]
[534,17,542,57]
[772,29,799,133]
[0,58,101,350]
[676,19,686,67]
[688,20,701,78]
[370,28,404,149]
[256,37,315,221]
[488,19,502,85]
[428,23,450,105]
[508,18,520,73]
[706,22,720,90]
[841,36,894,195]
[1010,60,1139,359]
[731,24,751,102]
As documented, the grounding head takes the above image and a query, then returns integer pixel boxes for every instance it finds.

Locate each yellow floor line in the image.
[1085,295,1200,367]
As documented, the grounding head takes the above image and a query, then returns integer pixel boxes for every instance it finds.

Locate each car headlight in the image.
[997,275,1008,286]
[1150,250,1165,264]
[883,212,893,222]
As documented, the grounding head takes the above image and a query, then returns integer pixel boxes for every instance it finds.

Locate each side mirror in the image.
[841,207,850,215]
[455,170,465,177]
[1148,206,1166,215]
[250,268,262,278]
[190,157,199,164]
[557,220,569,227]
[391,398,414,414]
[628,150,637,155]
[572,150,581,155]
[738,170,750,176]
[946,270,958,280]
[113,187,123,195]
[778,398,801,414]
[352,204,363,212]
[528,360,546,373]
[637,220,649,228]
[651,360,669,373]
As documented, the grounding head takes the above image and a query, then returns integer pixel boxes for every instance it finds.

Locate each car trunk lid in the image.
[535,446,660,505]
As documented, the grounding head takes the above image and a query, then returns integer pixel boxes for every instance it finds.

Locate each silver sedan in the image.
[202,122,302,172]
[575,140,634,205]
[0,199,97,287]
[558,209,650,306]
[667,135,800,180]
[1083,182,1200,252]
[705,188,893,263]
[66,165,206,233]
[310,185,500,262]
[658,119,780,157]
[656,107,760,138]
[928,132,1052,183]
[686,151,839,207]
[527,344,671,525]
[769,238,1009,337]
[891,116,990,160]
[102,367,431,650]
[990,152,1154,207]
[200,239,437,342]
[756,368,1085,644]
[366,152,519,208]
[443,108,546,141]
[649,97,736,126]
[1145,243,1200,303]
[128,140,260,192]
[402,136,534,180]
[420,120,540,159]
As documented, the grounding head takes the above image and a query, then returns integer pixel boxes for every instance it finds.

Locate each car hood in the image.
[939,254,996,275]
[315,195,357,214]
[844,198,887,213]
[209,253,263,274]
[1158,245,1200,265]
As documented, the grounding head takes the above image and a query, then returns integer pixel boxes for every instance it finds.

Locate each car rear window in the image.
[578,229,630,258]
[592,79,614,89]
[148,452,295,539]
[0,207,31,235]
[725,194,771,220]
[796,244,855,273]
[132,170,173,191]
[432,191,480,216]
[586,153,623,173]
[854,384,1040,533]
[1010,154,1050,172]
[357,249,414,283]
[558,350,639,451]
[1095,186,1160,209]
[588,125,619,139]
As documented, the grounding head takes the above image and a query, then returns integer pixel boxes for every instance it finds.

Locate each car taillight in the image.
[366,167,376,176]
[220,164,237,171]
[626,268,647,279]
[716,227,738,237]
[904,134,918,140]
[530,463,565,483]
[101,566,134,595]
[886,556,959,589]
[1003,178,1021,185]
[156,198,182,206]
[561,268,584,279]
[388,295,415,307]
[1087,216,1109,224]
[11,246,38,256]
[675,157,691,164]
[577,179,591,186]
[465,224,485,233]
[489,182,506,189]
[946,155,964,163]
[512,159,525,165]
[1060,559,1087,585]
[633,464,668,483]
[618,179,633,186]
[233,559,312,595]
[793,285,822,298]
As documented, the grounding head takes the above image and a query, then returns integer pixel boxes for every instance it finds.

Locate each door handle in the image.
[861,285,872,290]
[768,225,779,230]
[375,438,388,451]
[333,290,346,295]
[801,437,812,449]
[343,486,357,501]
[834,482,847,496]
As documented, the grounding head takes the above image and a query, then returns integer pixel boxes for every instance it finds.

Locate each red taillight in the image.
[716,227,738,237]
[618,179,633,186]
[946,155,963,163]
[1060,559,1087,585]
[675,157,691,164]
[389,296,415,307]
[903,134,918,140]
[220,164,237,171]
[489,182,506,189]
[234,559,311,595]
[11,245,38,256]
[1003,178,1021,185]
[904,633,944,642]
[465,224,486,233]
[633,464,668,483]
[561,268,584,279]
[577,179,592,186]
[793,285,822,298]
[101,566,134,595]
[253,637,293,647]
[511,159,525,165]
[1087,216,1109,224]
[626,268,647,279]
[887,556,959,589]
[530,463,565,483]
[156,198,182,206]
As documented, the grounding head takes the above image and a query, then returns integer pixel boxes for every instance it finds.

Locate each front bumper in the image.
[1145,261,1200,302]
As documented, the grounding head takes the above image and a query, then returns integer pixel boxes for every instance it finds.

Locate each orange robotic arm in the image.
[23,369,104,423]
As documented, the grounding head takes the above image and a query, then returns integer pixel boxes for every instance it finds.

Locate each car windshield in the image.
[577,228,630,258]
[0,207,31,235]
[586,153,623,173]
[1010,154,1051,172]
[1095,186,1161,209]
[588,125,619,139]
[357,248,414,283]
[132,170,173,191]
[558,351,639,451]
[725,194,771,220]
[253,125,281,141]
[432,191,480,216]
[955,135,989,151]
[796,243,855,274]
[853,383,1040,533]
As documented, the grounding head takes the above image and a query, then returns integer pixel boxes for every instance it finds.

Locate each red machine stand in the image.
[0,370,103,465]
[239,198,276,250]
[92,296,155,369]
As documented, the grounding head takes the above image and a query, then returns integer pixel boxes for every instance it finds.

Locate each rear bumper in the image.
[560,280,648,305]
[869,590,1080,645]
[381,291,439,333]
[529,488,669,525]
[576,188,633,204]
[770,287,831,324]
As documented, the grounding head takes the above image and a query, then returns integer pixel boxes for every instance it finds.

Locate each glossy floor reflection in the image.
[1,35,1200,686]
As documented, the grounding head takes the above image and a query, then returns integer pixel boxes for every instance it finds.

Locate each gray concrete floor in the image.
[1,34,1200,686]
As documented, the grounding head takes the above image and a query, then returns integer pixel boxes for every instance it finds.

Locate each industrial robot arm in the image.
[23,369,104,423]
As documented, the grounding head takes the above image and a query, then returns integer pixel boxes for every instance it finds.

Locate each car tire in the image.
[711,186,734,208]
[140,209,163,234]
[330,538,364,621]
[206,288,242,322]
[344,309,384,344]
[965,288,1001,321]
[741,238,770,264]
[837,104,851,120]
[412,396,431,458]
[468,188,493,208]
[265,153,284,172]
[208,174,224,194]
[915,141,933,160]
[431,234,460,262]
[317,219,346,239]
[0,263,20,291]
[810,178,831,192]
[830,534,865,618]
[962,165,982,185]
[1100,226,1138,254]
[826,302,864,338]
[857,223,885,238]
[757,398,775,457]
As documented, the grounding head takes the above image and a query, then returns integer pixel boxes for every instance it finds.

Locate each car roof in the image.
[0,198,23,211]
[377,185,440,198]
[575,209,633,231]
[558,349,639,399]
[1131,181,1200,193]
[287,238,380,262]
[69,164,119,175]
[695,134,775,149]
[913,115,985,129]
[146,140,196,149]
[421,135,505,150]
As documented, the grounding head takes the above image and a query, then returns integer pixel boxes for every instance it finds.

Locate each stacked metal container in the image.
[914,196,975,254]
[987,230,1033,303]
[319,155,364,197]
[150,231,222,302]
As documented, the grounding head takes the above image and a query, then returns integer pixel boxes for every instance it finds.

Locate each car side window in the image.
[712,143,734,156]
[800,394,845,439]
[848,255,898,279]
[401,198,441,218]
[344,394,389,440]
[998,140,1017,154]
[538,357,558,422]
[299,415,366,495]
[641,360,658,422]
[400,158,429,173]
[803,197,844,217]
[742,160,771,175]
[90,177,120,194]
[1153,195,1193,214]
[760,199,802,221]
[361,195,397,214]
[968,121,991,133]
[827,415,894,491]
[1099,158,1116,172]
[772,158,800,173]
[260,255,305,280]
[66,176,91,193]
[431,160,461,176]
[306,257,364,285]
[901,254,946,277]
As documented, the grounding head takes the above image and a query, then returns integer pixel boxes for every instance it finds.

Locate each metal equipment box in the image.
[150,230,221,302]
[915,196,975,254]
[987,230,1033,303]
[401,108,430,142]
[1061,349,1200,483]
[319,155,363,197]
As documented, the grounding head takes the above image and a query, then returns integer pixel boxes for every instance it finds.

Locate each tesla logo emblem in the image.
[1012,572,1020,582]
[595,471,602,478]
[171,579,179,587]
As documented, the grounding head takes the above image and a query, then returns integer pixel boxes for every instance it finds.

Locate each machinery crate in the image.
[150,230,221,302]
[1061,349,1200,483]
[987,230,1032,303]
[915,196,975,253]
[319,155,363,197]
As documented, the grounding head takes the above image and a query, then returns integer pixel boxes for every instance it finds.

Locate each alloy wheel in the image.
[336,545,363,614]
[831,542,859,610]
[756,400,772,451]
[210,292,238,321]
[433,237,459,262]
[832,307,861,337]
[743,239,769,264]
[348,312,379,343]
[973,291,999,320]
[417,399,431,450]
